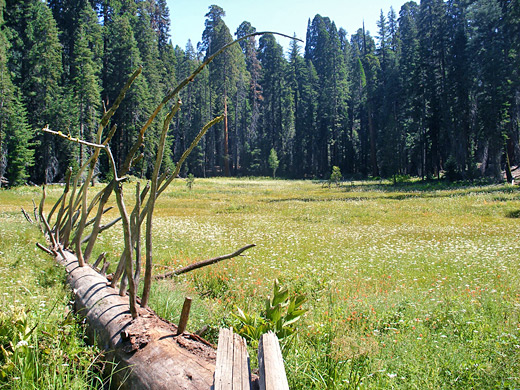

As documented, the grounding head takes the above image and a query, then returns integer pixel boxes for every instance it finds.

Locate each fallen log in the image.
[57,250,217,389]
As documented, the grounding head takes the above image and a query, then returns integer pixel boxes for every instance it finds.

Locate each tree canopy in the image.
[1,0,519,185]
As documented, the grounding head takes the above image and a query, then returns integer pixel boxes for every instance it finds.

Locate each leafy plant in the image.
[324,166,342,188]
[268,148,279,179]
[233,279,306,347]
[330,166,342,187]
[0,308,37,380]
[186,173,195,190]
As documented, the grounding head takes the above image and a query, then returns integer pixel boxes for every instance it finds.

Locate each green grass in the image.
[148,178,520,389]
[3,178,520,388]
[0,190,107,389]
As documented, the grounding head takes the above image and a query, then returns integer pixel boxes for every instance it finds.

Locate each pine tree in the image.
[70,2,103,168]
[258,33,294,176]
[305,15,349,176]
[236,21,260,173]
[468,0,512,179]
[288,38,317,177]
[418,0,448,178]
[0,0,34,186]
[200,5,243,176]
[6,0,67,183]
[376,8,402,179]
[104,14,151,175]
[398,1,422,177]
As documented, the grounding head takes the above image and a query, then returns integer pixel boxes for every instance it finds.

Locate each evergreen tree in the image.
[200,5,244,176]
[468,0,512,179]
[376,8,402,178]
[418,0,448,178]
[236,21,261,173]
[445,0,472,177]
[6,0,67,183]
[288,38,318,177]
[258,33,294,176]
[268,148,279,178]
[104,14,151,175]
[305,15,349,176]
[0,0,34,186]
[70,1,103,168]
[398,1,423,177]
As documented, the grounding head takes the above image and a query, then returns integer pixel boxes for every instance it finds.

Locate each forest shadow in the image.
[265,179,519,203]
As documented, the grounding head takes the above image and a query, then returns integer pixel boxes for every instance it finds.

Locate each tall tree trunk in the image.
[368,105,379,177]
[223,95,230,176]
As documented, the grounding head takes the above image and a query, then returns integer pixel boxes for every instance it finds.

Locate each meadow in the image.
[1,177,520,388]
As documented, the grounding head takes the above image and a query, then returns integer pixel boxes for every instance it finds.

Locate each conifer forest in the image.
[1,0,519,186]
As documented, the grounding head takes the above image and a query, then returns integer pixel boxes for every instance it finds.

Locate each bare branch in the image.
[153,244,256,280]
[21,208,33,223]
[36,242,54,256]
[81,217,122,244]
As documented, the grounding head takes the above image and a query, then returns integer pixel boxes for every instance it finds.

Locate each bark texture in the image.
[57,251,216,389]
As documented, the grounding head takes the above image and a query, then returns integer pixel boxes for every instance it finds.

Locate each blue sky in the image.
[166,0,409,53]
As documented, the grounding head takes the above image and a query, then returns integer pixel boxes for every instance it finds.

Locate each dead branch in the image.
[153,244,256,280]
[92,252,106,269]
[21,208,33,223]
[133,182,142,287]
[36,242,54,256]
[81,216,121,244]
[54,168,72,240]
[85,207,114,228]
[114,181,138,319]
[32,200,39,225]
[140,99,182,307]
[100,260,110,276]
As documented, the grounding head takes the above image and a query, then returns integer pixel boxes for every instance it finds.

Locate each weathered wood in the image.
[92,252,106,269]
[214,328,251,390]
[258,332,289,390]
[233,333,251,389]
[154,244,256,280]
[36,242,54,256]
[141,100,181,308]
[21,207,33,223]
[114,182,137,319]
[58,250,216,390]
[99,260,110,276]
[177,297,192,335]
[81,216,121,244]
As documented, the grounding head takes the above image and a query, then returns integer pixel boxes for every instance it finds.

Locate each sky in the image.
[166,0,410,53]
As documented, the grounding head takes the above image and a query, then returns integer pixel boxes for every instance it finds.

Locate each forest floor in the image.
[1,177,520,388]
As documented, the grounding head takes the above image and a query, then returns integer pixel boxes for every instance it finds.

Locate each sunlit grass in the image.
[3,178,520,388]
[0,191,106,389]
[147,178,520,389]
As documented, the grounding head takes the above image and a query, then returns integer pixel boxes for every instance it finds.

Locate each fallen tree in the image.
[33,31,298,389]
[59,250,216,390]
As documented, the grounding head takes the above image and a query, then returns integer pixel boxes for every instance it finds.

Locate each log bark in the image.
[57,250,216,389]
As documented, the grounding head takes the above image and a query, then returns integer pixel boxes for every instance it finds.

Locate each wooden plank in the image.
[232,332,251,389]
[258,332,289,390]
[214,328,233,389]
[214,328,251,390]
